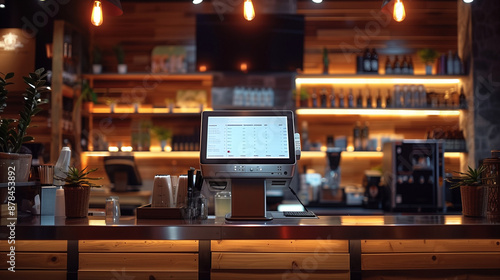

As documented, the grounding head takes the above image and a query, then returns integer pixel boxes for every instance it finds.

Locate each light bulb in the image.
[193,0,203,4]
[393,0,406,22]
[463,0,473,3]
[312,0,323,3]
[91,1,103,27]
[244,0,255,21]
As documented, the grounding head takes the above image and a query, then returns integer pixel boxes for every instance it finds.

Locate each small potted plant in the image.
[59,166,102,218]
[447,165,488,217]
[113,44,127,74]
[92,45,103,74]
[152,126,172,152]
[417,48,439,75]
[0,68,48,183]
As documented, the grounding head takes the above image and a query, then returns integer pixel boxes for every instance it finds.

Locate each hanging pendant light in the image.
[91,1,103,26]
[393,0,406,22]
[244,0,255,21]
[91,0,123,27]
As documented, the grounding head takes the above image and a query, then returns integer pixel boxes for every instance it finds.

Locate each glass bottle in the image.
[385,56,393,75]
[320,88,327,108]
[348,88,354,108]
[385,89,392,108]
[402,56,409,74]
[329,87,336,108]
[366,89,373,108]
[311,88,318,108]
[361,122,369,151]
[338,89,345,108]
[371,48,379,74]
[356,89,363,108]
[459,86,467,109]
[393,56,402,74]
[376,89,382,108]
[363,48,372,73]
[353,121,362,151]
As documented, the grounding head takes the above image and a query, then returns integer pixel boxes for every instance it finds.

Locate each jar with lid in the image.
[482,150,500,219]
[214,191,231,218]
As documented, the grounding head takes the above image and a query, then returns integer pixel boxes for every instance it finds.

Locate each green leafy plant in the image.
[0,68,48,153]
[59,166,102,188]
[113,44,125,64]
[92,45,102,65]
[417,48,439,65]
[447,165,488,189]
[80,80,98,104]
[152,126,172,141]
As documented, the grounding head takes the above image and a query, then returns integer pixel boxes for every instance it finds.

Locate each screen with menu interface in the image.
[200,111,295,164]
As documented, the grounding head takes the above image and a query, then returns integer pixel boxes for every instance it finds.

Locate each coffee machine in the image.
[320,147,342,202]
[382,140,444,212]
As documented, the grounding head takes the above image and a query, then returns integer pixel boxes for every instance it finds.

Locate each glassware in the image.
[215,191,231,218]
[105,196,121,223]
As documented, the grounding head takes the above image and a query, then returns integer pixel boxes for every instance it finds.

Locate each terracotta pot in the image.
[63,184,91,218]
[460,185,487,217]
[0,152,32,183]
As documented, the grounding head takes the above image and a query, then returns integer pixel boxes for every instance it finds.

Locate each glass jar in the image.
[214,191,231,218]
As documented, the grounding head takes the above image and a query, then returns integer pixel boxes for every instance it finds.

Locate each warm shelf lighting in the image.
[91,1,104,26]
[295,77,461,86]
[463,0,473,3]
[295,108,461,117]
[193,0,203,4]
[393,0,406,22]
[244,0,255,21]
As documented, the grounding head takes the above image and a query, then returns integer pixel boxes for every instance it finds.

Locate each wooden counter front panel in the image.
[361,239,500,271]
[78,240,199,280]
[211,239,350,280]
[0,240,67,280]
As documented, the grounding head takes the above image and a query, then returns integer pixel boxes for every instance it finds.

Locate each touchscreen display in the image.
[206,116,289,159]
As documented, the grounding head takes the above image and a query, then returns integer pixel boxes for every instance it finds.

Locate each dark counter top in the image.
[2,212,500,240]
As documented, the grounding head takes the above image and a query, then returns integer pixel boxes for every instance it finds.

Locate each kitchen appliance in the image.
[382,140,444,212]
[320,147,342,202]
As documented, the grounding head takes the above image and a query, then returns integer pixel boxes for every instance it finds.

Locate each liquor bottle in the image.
[361,122,369,151]
[322,47,329,74]
[404,85,412,108]
[408,57,414,75]
[338,89,345,108]
[459,86,467,109]
[385,89,392,108]
[447,50,454,75]
[453,52,462,75]
[393,56,401,74]
[401,56,409,74]
[418,85,427,108]
[311,88,318,108]
[363,48,371,73]
[411,85,419,108]
[356,89,363,108]
[376,89,382,108]
[366,89,373,108]
[320,88,328,108]
[385,56,393,75]
[353,121,362,151]
[371,48,379,74]
[394,85,401,107]
[348,88,354,108]
[329,87,336,108]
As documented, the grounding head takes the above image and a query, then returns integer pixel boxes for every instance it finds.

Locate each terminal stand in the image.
[226,178,273,221]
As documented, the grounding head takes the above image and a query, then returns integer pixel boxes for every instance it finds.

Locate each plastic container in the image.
[53,147,71,186]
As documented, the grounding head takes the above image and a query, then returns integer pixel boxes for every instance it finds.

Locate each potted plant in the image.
[152,126,172,151]
[417,48,439,75]
[92,45,103,74]
[448,165,488,217]
[59,166,101,218]
[0,68,48,183]
[113,44,127,74]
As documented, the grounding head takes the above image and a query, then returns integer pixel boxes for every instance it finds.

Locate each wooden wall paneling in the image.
[0,271,66,280]
[211,240,349,253]
[78,271,199,280]
[79,240,199,252]
[0,240,67,251]
[362,239,500,253]
[211,271,350,280]
[0,252,67,270]
[361,252,500,270]
[212,252,349,270]
[79,252,198,271]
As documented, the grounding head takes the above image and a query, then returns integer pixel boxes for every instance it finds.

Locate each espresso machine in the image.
[320,147,342,202]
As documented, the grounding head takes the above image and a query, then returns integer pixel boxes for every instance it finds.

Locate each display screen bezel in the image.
[200,110,295,165]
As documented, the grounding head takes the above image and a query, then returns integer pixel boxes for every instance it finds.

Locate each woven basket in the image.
[63,185,91,218]
[460,185,487,217]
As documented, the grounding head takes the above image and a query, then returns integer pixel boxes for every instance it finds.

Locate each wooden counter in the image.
[1,214,500,280]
